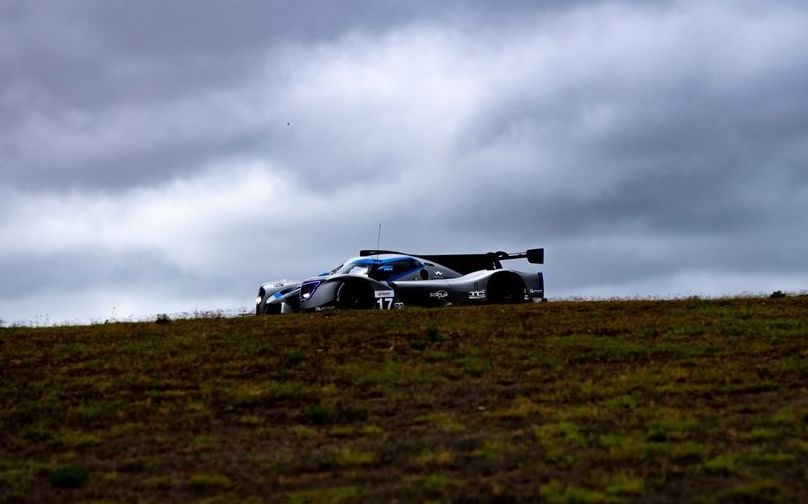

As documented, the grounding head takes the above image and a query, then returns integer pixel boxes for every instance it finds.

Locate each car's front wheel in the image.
[334,281,375,310]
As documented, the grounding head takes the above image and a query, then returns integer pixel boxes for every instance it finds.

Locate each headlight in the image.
[256,296,262,304]
[300,280,321,301]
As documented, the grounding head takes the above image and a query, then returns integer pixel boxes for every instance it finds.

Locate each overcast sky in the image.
[2,0,807,325]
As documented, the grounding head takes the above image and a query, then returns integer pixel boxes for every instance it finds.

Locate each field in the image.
[1,297,807,503]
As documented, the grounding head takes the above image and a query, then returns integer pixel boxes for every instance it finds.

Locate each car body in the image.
[255,278,304,314]
[256,247,545,314]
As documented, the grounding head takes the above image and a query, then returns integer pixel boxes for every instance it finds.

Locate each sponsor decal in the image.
[468,290,486,300]
[374,290,395,298]
[430,290,449,299]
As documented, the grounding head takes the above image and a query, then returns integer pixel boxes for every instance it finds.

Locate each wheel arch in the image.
[333,276,379,309]
[485,271,528,303]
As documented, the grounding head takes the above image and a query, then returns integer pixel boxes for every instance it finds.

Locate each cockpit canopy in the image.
[337,256,424,281]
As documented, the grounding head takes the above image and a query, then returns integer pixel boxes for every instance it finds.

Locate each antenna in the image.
[375,223,382,260]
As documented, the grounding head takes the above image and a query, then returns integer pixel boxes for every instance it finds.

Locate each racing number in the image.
[374,290,395,310]
[376,297,394,310]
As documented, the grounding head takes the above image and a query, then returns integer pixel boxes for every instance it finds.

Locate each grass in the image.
[1,297,807,502]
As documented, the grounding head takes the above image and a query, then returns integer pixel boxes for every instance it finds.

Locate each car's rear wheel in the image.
[487,273,526,304]
[335,281,375,310]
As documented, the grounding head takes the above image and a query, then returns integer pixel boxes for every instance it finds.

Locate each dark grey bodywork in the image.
[256,247,545,314]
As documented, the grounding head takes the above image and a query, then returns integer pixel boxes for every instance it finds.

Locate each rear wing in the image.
[359,247,544,275]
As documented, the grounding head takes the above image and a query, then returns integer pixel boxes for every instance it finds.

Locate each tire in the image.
[335,281,375,310]
[487,273,526,304]
[262,303,282,314]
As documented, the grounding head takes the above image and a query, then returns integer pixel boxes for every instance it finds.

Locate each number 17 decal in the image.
[374,290,395,310]
[376,297,394,309]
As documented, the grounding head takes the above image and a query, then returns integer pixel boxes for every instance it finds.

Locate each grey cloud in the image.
[0,0,631,192]
[0,249,181,299]
[2,0,808,323]
[1,0,567,113]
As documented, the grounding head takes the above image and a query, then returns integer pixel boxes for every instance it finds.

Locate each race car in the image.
[256,247,545,314]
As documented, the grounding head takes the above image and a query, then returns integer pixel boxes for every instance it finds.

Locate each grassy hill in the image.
[2,297,807,502]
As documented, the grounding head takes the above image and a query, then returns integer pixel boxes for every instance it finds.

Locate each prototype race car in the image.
[256,247,545,314]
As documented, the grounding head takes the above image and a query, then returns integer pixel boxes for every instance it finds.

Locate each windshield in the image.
[336,258,422,281]
[342,264,369,276]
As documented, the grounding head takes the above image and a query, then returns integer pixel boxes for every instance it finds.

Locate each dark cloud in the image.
[1,0,571,112]
[2,0,808,323]
[0,0,625,192]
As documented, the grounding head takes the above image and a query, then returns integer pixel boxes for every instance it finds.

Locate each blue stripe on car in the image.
[348,257,424,281]
[349,256,411,265]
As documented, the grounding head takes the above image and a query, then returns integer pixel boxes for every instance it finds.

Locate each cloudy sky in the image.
[2,0,807,324]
